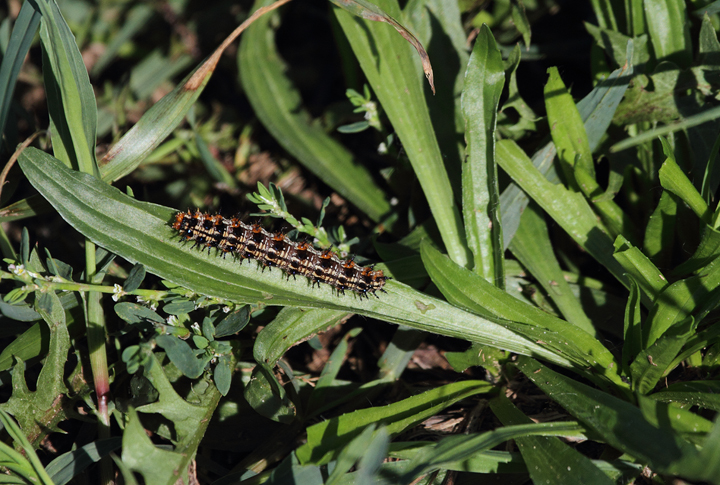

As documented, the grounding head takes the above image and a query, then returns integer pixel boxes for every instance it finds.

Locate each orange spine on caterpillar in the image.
[172,210,388,297]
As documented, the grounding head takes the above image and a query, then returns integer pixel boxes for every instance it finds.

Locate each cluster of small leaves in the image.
[246,182,359,254]
[118,300,250,396]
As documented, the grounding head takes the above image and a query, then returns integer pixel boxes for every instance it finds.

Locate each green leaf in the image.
[20,148,575,367]
[622,276,643,376]
[496,139,629,290]
[659,153,711,223]
[398,421,586,483]
[163,300,195,315]
[420,242,625,389]
[500,52,633,248]
[124,263,146,293]
[460,25,505,282]
[613,235,667,306]
[509,202,594,335]
[238,2,390,222]
[98,0,289,182]
[296,380,492,465]
[46,438,122,485]
[0,1,40,153]
[630,317,696,394]
[214,305,251,338]
[213,354,233,397]
[335,0,471,267]
[490,396,613,485]
[643,261,720,346]
[244,364,296,423]
[155,335,205,379]
[120,407,186,485]
[325,425,378,485]
[545,67,594,184]
[0,291,70,447]
[514,356,701,475]
[36,0,97,175]
[643,191,678,268]
[0,322,49,373]
[0,410,55,485]
[651,381,720,411]
[254,307,350,367]
[644,0,691,67]
[510,2,531,48]
[115,302,165,326]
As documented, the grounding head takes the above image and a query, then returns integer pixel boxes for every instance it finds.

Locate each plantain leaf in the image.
[19,147,572,368]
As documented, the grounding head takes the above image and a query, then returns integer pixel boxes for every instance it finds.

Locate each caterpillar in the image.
[172,210,388,297]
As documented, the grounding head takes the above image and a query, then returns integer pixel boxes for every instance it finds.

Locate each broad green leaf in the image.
[296,380,492,465]
[514,356,701,476]
[403,0,468,197]
[461,25,504,282]
[510,202,594,335]
[651,381,720,411]
[421,242,625,389]
[0,323,49,373]
[19,148,573,368]
[355,427,389,483]
[214,305,251,338]
[585,23,649,68]
[0,291,69,447]
[239,0,391,221]
[115,302,165,326]
[644,0,691,67]
[335,0,470,268]
[267,453,324,485]
[490,396,613,485]
[307,327,364,414]
[136,350,222,449]
[120,408,186,485]
[510,2,531,48]
[637,395,714,444]
[376,326,425,381]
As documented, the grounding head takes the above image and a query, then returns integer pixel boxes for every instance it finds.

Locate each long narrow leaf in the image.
[19,148,572,367]
[461,25,504,282]
[335,0,470,267]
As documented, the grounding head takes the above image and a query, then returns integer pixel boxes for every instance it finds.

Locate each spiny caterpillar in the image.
[172,210,388,297]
